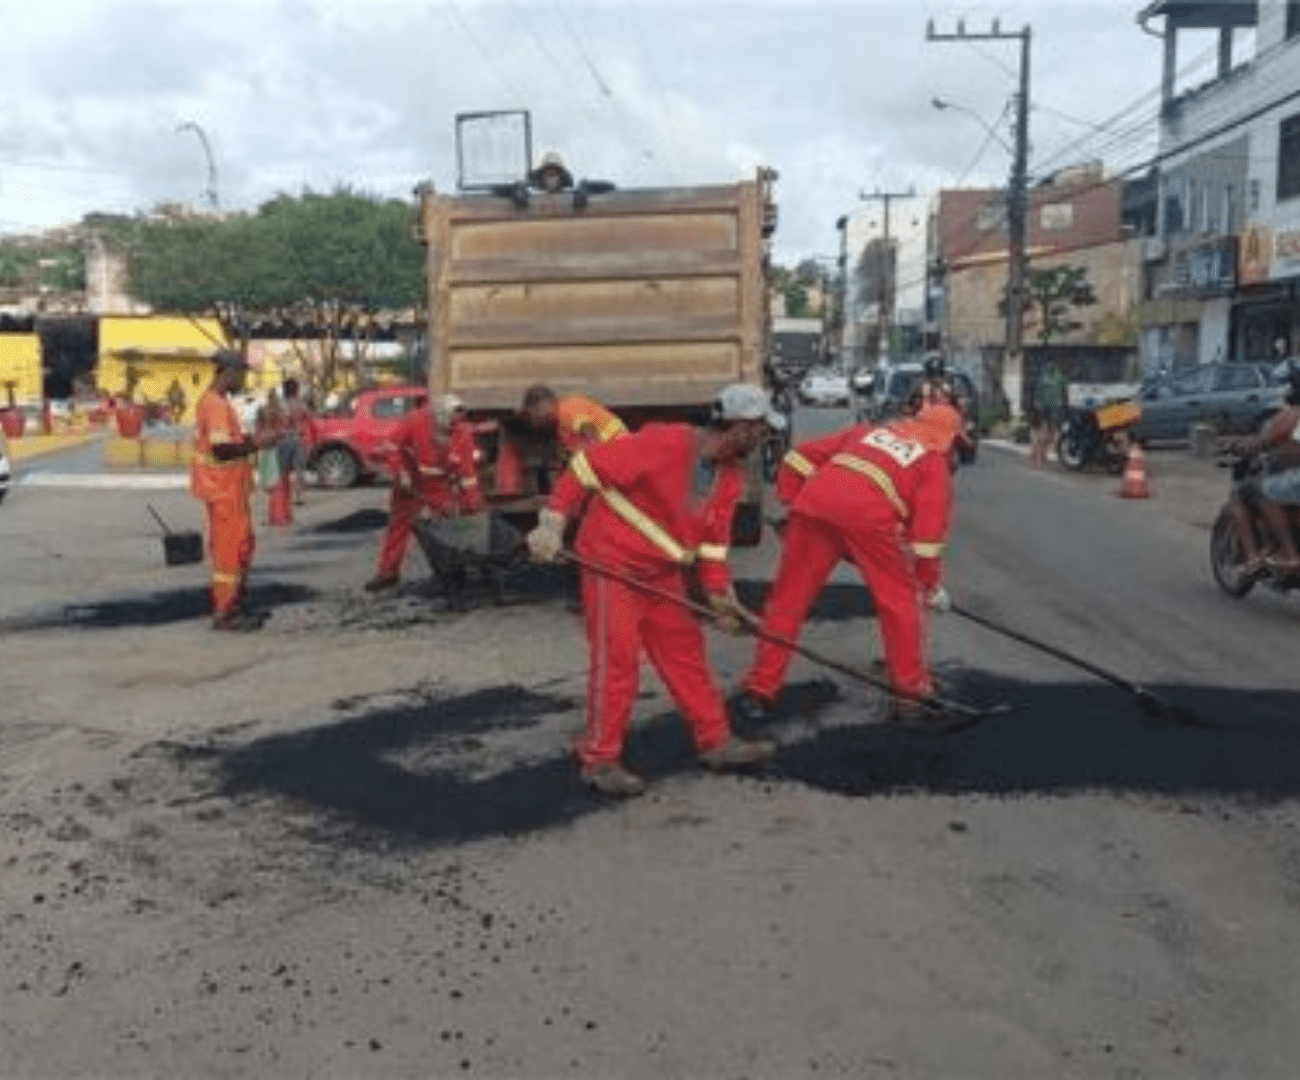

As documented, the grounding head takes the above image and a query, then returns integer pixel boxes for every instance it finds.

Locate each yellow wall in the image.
[0,333,42,406]
[96,316,282,423]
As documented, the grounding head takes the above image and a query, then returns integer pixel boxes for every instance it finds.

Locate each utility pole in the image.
[926,17,1031,416]
[835,215,848,368]
[858,186,915,366]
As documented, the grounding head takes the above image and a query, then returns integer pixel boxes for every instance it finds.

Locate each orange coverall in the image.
[547,423,742,768]
[744,416,954,702]
[375,407,483,580]
[191,388,255,618]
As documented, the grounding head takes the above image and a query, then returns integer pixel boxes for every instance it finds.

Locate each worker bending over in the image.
[366,395,483,592]
[527,384,784,798]
[734,404,963,727]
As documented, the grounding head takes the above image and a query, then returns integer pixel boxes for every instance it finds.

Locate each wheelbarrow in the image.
[147,504,204,566]
[410,506,533,609]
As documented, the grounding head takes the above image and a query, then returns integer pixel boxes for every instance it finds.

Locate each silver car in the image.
[1132,362,1286,441]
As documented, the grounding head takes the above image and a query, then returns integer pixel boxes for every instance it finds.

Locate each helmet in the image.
[907,402,963,453]
[923,353,946,380]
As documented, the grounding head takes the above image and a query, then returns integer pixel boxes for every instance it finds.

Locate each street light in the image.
[931,97,1014,155]
[176,120,219,209]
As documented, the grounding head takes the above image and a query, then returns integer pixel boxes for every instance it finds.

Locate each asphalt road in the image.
[1,411,1298,1079]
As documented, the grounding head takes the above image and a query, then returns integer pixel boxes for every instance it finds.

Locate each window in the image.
[1213,365,1260,392]
[371,394,422,419]
[1039,202,1074,231]
[1279,113,1300,201]
[1171,367,1214,396]
[976,202,1008,231]
[1288,0,1300,40]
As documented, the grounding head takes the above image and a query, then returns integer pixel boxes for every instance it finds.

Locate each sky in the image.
[0,0,1234,262]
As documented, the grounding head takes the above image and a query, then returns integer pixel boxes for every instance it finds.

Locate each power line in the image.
[443,0,525,103]
[551,0,613,97]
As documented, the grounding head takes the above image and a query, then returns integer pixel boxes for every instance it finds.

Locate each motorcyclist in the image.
[1229,367,1300,577]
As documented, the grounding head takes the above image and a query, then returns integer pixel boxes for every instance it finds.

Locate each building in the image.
[842,195,929,369]
[930,165,1143,407]
[1138,0,1300,370]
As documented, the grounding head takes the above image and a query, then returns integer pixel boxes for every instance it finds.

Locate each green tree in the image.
[123,188,425,396]
[1001,264,1098,345]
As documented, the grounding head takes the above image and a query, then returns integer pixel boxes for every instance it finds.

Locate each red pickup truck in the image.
[308,386,429,488]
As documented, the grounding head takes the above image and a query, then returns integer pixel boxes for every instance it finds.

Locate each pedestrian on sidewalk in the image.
[256,389,293,528]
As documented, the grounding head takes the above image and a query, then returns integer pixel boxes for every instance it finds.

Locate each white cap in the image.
[715,383,787,430]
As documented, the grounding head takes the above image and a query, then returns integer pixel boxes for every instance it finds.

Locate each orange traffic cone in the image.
[1119,442,1151,499]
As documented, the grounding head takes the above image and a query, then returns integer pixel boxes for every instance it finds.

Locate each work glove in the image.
[707,590,747,637]
[527,508,567,563]
[925,584,952,613]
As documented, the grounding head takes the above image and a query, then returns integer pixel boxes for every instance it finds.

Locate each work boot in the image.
[730,690,778,732]
[888,695,951,731]
[211,611,264,633]
[364,574,400,594]
[580,762,646,799]
[699,735,776,771]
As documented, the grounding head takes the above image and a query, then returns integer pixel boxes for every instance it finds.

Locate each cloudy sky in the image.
[0,0,1238,261]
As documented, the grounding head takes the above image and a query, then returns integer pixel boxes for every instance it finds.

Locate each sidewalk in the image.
[984,438,1229,533]
[5,431,99,463]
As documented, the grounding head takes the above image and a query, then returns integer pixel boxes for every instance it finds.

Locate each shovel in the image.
[147,504,204,567]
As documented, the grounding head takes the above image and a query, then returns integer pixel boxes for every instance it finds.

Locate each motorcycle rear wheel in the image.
[1210,507,1256,598]
[1056,431,1086,470]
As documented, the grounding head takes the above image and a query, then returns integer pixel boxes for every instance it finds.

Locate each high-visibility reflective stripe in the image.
[461,476,479,486]
[599,417,627,441]
[570,451,601,490]
[568,449,692,563]
[697,543,729,561]
[212,571,240,584]
[783,449,814,477]
[911,541,944,558]
[418,465,447,475]
[208,431,236,445]
[829,453,908,516]
[601,488,692,563]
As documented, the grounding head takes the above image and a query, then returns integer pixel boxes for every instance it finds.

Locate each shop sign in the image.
[1275,228,1300,277]
[1239,223,1270,284]
[1158,236,1237,295]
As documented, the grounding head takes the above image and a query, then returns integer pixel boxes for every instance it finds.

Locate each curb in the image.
[18,472,189,490]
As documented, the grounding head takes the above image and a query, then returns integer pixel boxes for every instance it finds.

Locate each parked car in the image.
[859,362,981,464]
[1131,362,1285,443]
[798,370,852,406]
[0,426,10,505]
[849,367,875,394]
[308,385,429,488]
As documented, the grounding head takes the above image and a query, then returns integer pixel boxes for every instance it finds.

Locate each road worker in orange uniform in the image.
[521,384,627,458]
[526,384,785,798]
[365,395,484,592]
[734,402,964,728]
[191,350,284,632]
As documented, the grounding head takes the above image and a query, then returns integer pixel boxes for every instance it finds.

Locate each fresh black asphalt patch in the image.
[124,675,1300,856]
[312,508,389,533]
[2,582,318,631]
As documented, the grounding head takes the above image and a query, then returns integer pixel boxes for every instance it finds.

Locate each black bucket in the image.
[148,504,205,567]
[163,531,205,566]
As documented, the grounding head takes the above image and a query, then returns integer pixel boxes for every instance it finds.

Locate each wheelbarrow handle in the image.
[146,503,174,537]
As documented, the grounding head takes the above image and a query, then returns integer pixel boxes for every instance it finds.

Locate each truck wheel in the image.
[313,446,361,489]
[1210,507,1255,598]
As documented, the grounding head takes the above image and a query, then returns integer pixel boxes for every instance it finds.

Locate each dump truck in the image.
[415,165,780,546]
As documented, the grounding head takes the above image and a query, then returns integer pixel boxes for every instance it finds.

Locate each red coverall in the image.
[547,423,742,768]
[744,417,953,702]
[374,407,483,580]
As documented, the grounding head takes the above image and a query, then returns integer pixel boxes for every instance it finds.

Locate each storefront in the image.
[1233,223,1300,363]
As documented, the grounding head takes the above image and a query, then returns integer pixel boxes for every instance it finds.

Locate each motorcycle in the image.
[1055,401,1139,474]
[1209,450,1300,598]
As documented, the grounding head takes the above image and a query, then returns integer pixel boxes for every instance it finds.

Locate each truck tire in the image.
[313,445,361,489]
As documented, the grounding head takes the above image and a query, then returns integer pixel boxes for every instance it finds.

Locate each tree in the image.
[1001,264,1098,345]
[122,188,425,397]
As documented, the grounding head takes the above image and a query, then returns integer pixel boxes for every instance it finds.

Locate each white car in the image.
[0,427,11,505]
[799,371,852,407]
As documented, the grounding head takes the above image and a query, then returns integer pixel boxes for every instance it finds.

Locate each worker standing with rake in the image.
[527,384,785,798]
